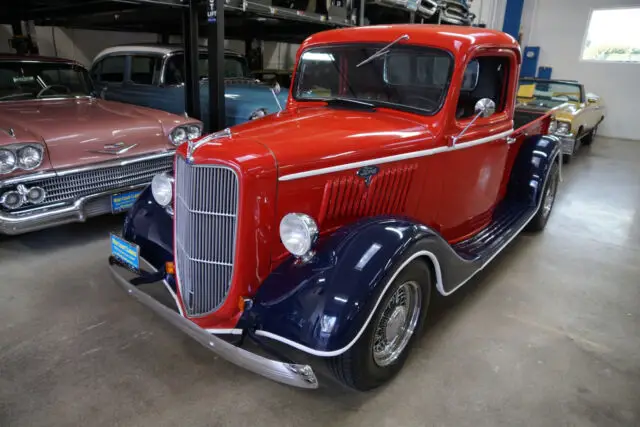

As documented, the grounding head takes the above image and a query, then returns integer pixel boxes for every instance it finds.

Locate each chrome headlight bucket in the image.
[555,121,571,135]
[0,143,44,174]
[249,108,268,121]
[279,213,319,260]
[151,173,174,207]
[169,124,202,146]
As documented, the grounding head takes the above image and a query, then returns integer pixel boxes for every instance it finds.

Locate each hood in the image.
[0,98,179,170]
[227,106,434,178]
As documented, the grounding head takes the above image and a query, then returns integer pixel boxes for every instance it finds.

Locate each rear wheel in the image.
[527,161,559,232]
[327,259,432,391]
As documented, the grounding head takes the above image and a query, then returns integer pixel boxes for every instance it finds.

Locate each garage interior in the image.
[1,0,639,426]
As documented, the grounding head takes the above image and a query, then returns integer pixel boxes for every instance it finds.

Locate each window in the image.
[294,44,453,115]
[582,7,640,63]
[455,56,509,119]
[517,80,584,108]
[163,54,249,85]
[131,55,161,85]
[0,62,92,100]
[94,56,126,82]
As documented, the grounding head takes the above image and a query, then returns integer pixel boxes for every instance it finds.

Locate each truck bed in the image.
[514,108,547,131]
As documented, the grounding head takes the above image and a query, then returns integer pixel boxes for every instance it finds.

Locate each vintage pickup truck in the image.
[108,25,561,391]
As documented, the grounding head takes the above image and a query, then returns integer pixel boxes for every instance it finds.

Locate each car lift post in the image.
[182,0,201,122]
[207,0,226,132]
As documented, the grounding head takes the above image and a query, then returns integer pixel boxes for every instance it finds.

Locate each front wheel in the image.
[327,259,432,391]
[527,161,560,232]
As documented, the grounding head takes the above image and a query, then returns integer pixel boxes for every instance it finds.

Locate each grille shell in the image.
[174,156,239,317]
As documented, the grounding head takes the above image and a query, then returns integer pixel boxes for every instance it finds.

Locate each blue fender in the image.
[246,217,478,356]
[507,134,562,206]
[122,186,174,270]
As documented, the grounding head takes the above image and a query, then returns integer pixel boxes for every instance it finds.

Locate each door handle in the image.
[506,136,517,145]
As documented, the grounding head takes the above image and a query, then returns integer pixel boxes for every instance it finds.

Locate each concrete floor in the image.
[1,136,639,427]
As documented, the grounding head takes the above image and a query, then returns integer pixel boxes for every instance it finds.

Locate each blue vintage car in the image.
[90,44,288,130]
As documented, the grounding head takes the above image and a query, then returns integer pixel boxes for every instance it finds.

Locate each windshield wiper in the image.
[356,34,410,68]
[325,97,375,110]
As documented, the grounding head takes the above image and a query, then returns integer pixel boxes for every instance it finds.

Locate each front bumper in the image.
[0,184,147,235]
[108,256,319,389]
[558,134,577,156]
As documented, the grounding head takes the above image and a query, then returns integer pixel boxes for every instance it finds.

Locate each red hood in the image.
[226,107,436,177]
[0,98,190,170]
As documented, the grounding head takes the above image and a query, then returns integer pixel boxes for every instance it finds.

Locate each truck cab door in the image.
[438,54,516,242]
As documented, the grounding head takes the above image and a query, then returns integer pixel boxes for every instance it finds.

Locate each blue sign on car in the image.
[111,234,140,271]
[111,190,142,213]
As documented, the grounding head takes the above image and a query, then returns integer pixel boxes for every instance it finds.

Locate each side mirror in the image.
[587,97,598,105]
[452,97,496,146]
[475,98,496,117]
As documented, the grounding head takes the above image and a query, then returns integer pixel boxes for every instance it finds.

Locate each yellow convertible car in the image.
[516,78,606,162]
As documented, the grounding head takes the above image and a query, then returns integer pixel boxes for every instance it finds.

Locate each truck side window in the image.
[456,56,509,119]
[94,56,126,83]
[131,55,161,85]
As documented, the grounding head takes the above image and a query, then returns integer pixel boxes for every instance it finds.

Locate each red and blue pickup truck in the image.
[108,24,561,391]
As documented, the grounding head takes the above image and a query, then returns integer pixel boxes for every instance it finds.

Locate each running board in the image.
[452,201,535,263]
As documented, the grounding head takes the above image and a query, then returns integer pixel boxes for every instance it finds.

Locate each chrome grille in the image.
[174,156,238,317]
[0,155,173,212]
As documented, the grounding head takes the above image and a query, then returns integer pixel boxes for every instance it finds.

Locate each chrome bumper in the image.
[108,258,319,389]
[0,184,147,235]
[559,135,577,156]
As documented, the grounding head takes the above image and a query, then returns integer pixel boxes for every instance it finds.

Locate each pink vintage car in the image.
[0,54,202,235]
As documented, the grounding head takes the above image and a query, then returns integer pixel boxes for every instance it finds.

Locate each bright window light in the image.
[581,7,640,63]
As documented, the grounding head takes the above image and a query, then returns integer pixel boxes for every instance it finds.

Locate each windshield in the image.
[517,80,583,108]
[293,44,452,114]
[0,61,93,101]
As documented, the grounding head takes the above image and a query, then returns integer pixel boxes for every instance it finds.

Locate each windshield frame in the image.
[291,42,455,116]
[0,59,94,102]
[518,79,585,104]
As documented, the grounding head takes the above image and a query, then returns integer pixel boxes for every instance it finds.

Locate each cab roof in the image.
[301,24,520,60]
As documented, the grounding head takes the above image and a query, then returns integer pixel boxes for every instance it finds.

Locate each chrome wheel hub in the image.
[373,281,422,367]
[543,174,557,218]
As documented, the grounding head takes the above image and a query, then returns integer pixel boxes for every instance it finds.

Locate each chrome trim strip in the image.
[279,129,513,182]
[259,151,561,357]
[108,261,319,389]
[0,151,175,188]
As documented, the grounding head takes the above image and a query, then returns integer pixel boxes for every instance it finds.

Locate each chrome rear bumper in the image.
[108,258,319,389]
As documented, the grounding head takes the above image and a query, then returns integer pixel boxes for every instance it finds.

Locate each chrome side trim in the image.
[278,129,514,182]
[259,151,561,357]
[109,262,319,389]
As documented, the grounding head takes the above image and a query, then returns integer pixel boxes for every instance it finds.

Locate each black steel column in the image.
[182,0,201,120]
[207,0,225,132]
[358,0,365,25]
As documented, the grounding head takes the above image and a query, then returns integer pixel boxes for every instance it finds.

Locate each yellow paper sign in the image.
[517,84,535,99]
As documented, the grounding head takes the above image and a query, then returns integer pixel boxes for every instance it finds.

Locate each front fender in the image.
[123,186,174,270]
[247,217,476,356]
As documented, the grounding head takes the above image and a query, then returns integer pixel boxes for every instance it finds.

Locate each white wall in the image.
[526,0,639,140]
[469,0,507,30]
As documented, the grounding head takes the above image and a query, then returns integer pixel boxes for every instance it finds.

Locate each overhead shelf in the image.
[225,0,354,26]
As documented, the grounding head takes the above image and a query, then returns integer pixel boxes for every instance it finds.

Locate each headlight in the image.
[249,108,268,121]
[0,149,17,174]
[170,125,202,146]
[17,145,43,170]
[556,122,571,135]
[151,173,173,207]
[170,127,188,146]
[186,125,201,140]
[548,119,557,134]
[279,213,319,258]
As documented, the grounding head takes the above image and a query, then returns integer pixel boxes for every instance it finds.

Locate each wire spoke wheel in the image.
[372,281,422,367]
